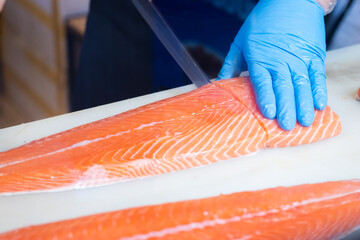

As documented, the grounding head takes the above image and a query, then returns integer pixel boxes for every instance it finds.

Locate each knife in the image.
[132,0,211,88]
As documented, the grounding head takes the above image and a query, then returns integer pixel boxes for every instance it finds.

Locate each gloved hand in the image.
[218,0,327,130]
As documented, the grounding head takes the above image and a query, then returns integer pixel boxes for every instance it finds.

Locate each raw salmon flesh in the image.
[1,180,360,239]
[0,77,342,195]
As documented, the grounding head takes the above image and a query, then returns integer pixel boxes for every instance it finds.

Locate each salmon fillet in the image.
[0,77,341,194]
[1,180,359,239]
[214,78,341,148]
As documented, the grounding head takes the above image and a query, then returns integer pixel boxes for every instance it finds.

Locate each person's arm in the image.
[218,0,336,130]
[0,0,6,12]
[316,0,337,14]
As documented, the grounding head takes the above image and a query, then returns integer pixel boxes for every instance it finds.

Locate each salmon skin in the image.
[0,77,342,195]
[1,180,360,239]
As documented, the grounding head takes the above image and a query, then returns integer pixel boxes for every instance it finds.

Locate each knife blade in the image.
[132,0,211,88]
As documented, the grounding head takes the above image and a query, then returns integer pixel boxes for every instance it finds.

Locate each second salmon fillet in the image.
[2,180,360,239]
[0,77,342,195]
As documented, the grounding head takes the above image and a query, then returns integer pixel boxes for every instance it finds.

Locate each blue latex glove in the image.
[218,0,327,130]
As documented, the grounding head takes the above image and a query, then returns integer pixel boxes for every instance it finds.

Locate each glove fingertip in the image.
[314,95,327,110]
[279,119,296,131]
[261,104,276,119]
[298,111,315,127]
[278,112,296,131]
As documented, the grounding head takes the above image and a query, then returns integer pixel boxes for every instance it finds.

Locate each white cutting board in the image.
[0,45,359,234]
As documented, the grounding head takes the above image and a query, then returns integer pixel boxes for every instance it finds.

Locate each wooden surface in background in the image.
[0,96,28,128]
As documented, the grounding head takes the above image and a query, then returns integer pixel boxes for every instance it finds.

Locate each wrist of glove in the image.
[315,0,337,14]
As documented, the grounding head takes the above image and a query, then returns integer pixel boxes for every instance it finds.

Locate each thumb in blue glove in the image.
[218,0,327,131]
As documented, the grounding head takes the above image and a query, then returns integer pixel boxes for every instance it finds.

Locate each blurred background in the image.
[0,0,359,128]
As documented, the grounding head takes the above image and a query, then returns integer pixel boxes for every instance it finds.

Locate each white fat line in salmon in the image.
[120,213,275,240]
[308,109,327,143]
[121,187,360,240]
[0,98,235,170]
[211,113,249,159]
[213,85,269,136]
[320,109,334,140]
[0,121,168,169]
